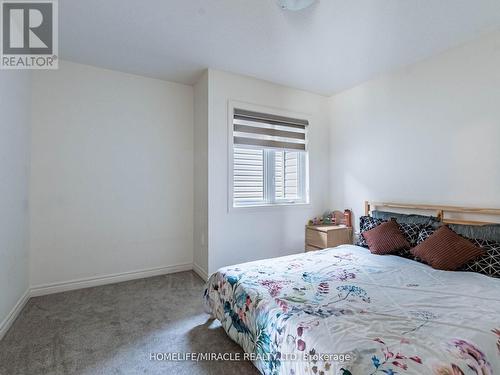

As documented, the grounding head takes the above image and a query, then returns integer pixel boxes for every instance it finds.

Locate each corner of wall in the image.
[193,69,209,277]
[0,70,32,340]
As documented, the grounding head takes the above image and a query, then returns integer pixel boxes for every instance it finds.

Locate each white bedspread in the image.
[205,245,500,375]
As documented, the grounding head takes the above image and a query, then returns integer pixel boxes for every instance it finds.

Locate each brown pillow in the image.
[410,226,485,271]
[363,220,410,255]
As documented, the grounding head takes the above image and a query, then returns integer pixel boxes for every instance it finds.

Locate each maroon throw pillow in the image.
[410,226,485,271]
[363,220,410,255]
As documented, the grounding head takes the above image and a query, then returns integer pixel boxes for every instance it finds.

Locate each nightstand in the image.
[305,225,353,252]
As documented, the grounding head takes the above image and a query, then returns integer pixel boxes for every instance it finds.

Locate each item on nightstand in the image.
[322,211,335,225]
[344,209,352,227]
[309,212,329,226]
[308,216,322,226]
[309,212,332,225]
[308,210,347,226]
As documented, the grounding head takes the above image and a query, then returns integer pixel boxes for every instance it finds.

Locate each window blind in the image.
[233,108,308,151]
[275,151,299,200]
[233,147,265,205]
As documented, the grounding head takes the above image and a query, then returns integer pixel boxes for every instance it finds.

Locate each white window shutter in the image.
[275,151,299,201]
[284,151,299,199]
[233,148,265,206]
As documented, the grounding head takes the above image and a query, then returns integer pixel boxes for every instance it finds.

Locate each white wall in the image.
[0,71,31,329]
[207,70,330,273]
[329,30,500,229]
[30,61,194,287]
[193,71,209,277]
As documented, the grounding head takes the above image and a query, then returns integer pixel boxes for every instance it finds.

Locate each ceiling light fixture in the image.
[277,0,317,11]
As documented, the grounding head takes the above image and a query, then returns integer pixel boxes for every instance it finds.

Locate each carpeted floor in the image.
[0,271,259,375]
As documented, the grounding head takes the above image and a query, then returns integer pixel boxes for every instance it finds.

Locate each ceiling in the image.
[60,0,500,96]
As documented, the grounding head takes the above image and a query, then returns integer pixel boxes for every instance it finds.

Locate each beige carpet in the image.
[0,271,259,375]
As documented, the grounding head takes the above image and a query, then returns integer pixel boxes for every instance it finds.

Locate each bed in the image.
[204,203,500,375]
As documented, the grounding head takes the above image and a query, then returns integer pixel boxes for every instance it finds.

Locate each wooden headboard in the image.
[365,201,500,226]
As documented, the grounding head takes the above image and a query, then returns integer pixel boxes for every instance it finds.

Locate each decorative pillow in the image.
[416,226,436,244]
[363,220,410,255]
[416,227,500,277]
[410,226,485,271]
[449,223,500,243]
[372,210,438,226]
[392,223,424,260]
[460,239,500,278]
[398,223,423,247]
[357,216,385,247]
[358,217,422,251]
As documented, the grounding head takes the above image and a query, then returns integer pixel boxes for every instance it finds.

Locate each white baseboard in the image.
[0,289,30,341]
[192,262,209,281]
[30,262,193,297]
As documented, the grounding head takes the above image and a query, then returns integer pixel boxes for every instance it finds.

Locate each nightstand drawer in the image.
[305,244,323,252]
[305,225,353,251]
[306,228,328,248]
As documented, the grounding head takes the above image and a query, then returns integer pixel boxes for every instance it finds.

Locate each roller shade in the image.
[233,109,308,151]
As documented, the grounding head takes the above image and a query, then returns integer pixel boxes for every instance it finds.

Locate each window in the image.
[232,108,309,207]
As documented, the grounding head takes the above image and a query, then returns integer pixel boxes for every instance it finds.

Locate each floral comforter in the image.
[204,245,500,375]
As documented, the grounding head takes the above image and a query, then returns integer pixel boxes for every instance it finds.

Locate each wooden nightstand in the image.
[305,225,353,251]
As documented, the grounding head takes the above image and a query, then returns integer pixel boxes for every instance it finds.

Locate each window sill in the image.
[230,201,311,213]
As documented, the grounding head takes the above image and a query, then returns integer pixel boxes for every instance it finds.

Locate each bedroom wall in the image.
[328,30,500,230]
[30,61,194,289]
[0,71,31,335]
[207,69,330,274]
[193,71,209,278]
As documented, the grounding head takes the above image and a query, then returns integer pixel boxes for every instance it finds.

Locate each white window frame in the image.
[227,100,311,211]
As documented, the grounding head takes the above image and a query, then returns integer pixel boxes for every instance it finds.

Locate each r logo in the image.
[2,2,52,54]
